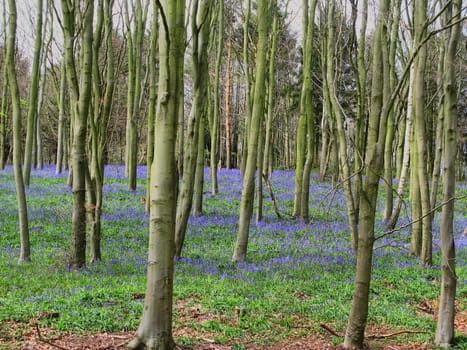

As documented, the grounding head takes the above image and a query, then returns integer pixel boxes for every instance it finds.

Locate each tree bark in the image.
[6,0,31,263]
[61,0,94,269]
[343,0,390,347]
[232,0,269,262]
[146,2,159,212]
[23,0,43,186]
[128,1,184,348]
[299,0,317,222]
[413,0,432,266]
[174,0,212,259]
[435,0,460,345]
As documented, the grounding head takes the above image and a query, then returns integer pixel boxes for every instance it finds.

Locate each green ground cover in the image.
[0,165,465,348]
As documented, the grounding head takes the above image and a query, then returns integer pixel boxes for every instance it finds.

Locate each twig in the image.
[35,323,71,350]
[319,323,429,340]
[262,174,282,219]
[376,193,467,240]
[367,330,429,339]
[319,323,344,337]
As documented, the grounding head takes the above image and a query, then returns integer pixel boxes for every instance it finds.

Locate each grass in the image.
[0,165,466,348]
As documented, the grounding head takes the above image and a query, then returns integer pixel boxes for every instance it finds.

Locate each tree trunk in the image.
[0,45,9,170]
[413,0,432,266]
[125,0,147,191]
[193,101,206,216]
[387,66,414,230]
[352,0,368,221]
[209,0,223,195]
[23,0,43,186]
[240,0,252,175]
[232,0,269,262]
[343,0,390,347]
[6,0,31,263]
[324,0,358,248]
[174,0,212,259]
[293,0,310,218]
[299,0,317,222]
[224,28,232,169]
[128,1,184,348]
[435,0,460,345]
[61,0,94,269]
[146,3,159,212]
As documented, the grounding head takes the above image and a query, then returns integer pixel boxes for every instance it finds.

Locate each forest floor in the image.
[1,166,466,350]
[4,309,466,349]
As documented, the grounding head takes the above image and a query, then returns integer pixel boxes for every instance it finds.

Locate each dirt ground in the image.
[3,309,465,349]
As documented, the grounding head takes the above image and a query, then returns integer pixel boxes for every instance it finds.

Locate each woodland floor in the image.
[4,309,466,350]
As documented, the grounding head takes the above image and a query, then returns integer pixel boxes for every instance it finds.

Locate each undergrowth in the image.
[0,165,465,348]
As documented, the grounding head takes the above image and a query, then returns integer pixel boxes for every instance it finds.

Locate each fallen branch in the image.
[35,323,70,350]
[319,323,429,340]
[319,323,343,337]
[367,330,429,339]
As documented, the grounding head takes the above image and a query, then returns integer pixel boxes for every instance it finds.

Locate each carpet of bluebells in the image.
[0,165,466,346]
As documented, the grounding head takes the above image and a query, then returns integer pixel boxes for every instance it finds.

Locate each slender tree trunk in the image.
[258,0,279,222]
[343,0,390,347]
[435,1,460,345]
[209,0,223,195]
[240,0,252,175]
[0,48,9,170]
[430,27,446,211]
[193,99,206,216]
[299,0,317,222]
[23,0,43,186]
[224,27,232,169]
[325,0,358,248]
[352,0,367,220]
[128,1,184,348]
[6,0,31,263]
[232,0,269,262]
[61,0,94,269]
[293,0,310,218]
[125,0,147,190]
[387,66,414,230]
[174,0,212,259]
[414,0,432,266]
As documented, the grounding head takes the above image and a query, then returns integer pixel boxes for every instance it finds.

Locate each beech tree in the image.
[88,0,116,262]
[6,0,30,263]
[232,0,269,262]
[61,0,94,269]
[124,0,148,190]
[128,0,185,348]
[343,0,391,347]
[23,0,44,186]
[435,0,461,345]
[175,0,213,259]
[209,0,223,195]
